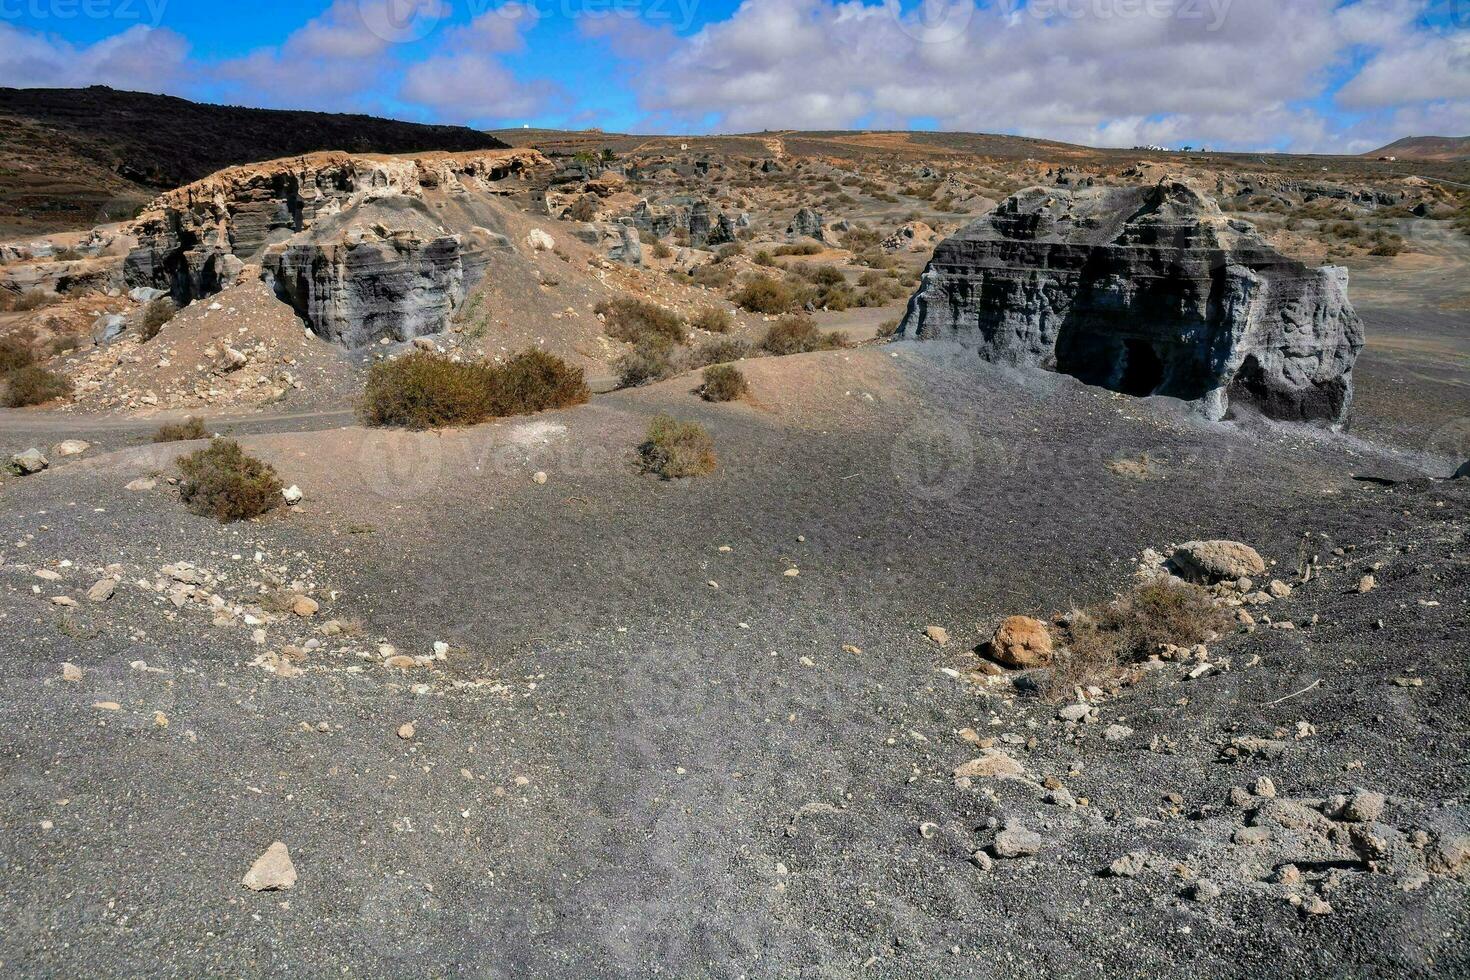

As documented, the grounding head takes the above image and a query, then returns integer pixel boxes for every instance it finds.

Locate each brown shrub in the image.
[688,337,752,368]
[774,242,823,256]
[733,276,803,314]
[615,339,677,388]
[0,335,35,374]
[177,439,284,522]
[638,415,717,479]
[567,195,599,222]
[691,306,733,334]
[152,417,210,443]
[597,296,687,346]
[3,365,71,407]
[1047,579,1229,698]
[761,316,849,355]
[361,350,587,429]
[701,364,748,402]
[485,349,591,417]
[0,290,60,313]
[140,297,178,342]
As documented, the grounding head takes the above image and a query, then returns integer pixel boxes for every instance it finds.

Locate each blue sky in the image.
[2,0,1467,151]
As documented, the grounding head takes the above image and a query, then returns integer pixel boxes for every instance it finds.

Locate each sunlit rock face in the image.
[898,179,1365,423]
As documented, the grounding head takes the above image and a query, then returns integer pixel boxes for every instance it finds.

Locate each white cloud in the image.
[584,0,1470,151]
[0,22,189,91]
[400,4,557,122]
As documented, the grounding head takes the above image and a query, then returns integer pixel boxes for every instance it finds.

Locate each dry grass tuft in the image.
[152,417,210,443]
[597,297,687,346]
[761,316,849,355]
[1046,579,1228,699]
[638,415,717,479]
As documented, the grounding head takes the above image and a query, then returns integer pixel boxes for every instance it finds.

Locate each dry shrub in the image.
[615,339,677,388]
[689,337,752,368]
[152,417,210,443]
[597,296,687,346]
[639,415,717,479]
[177,439,284,523]
[876,317,902,338]
[486,349,591,417]
[0,335,35,374]
[4,365,71,407]
[701,364,748,402]
[567,195,599,222]
[691,307,733,334]
[0,290,59,313]
[1048,579,1228,698]
[774,242,823,256]
[761,316,849,355]
[140,298,177,342]
[733,276,802,314]
[361,350,588,429]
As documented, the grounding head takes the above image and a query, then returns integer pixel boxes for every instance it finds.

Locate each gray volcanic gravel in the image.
[0,344,1467,977]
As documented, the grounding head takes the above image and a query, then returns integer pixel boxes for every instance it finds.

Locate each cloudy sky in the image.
[2,0,1467,152]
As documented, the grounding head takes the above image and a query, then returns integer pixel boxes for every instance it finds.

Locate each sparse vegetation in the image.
[361,350,589,429]
[733,276,804,314]
[140,297,178,342]
[638,415,717,479]
[761,316,849,355]
[176,439,284,522]
[153,417,210,443]
[0,335,35,374]
[774,242,823,257]
[1047,579,1229,698]
[689,337,753,368]
[597,296,687,346]
[3,365,71,407]
[691,306,733,333]
[615,339,677,388]
[0,290,60,313]
[700,364,748,402]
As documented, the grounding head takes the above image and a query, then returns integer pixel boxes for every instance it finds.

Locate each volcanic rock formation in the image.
[897,179,1365,423]
[123,149,549,347]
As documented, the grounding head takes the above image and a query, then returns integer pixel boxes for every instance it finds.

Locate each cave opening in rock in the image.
[1119,339,1164,397]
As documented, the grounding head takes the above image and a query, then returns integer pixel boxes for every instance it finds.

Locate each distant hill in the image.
[0,86,508,236]
[1367,136,1470,162]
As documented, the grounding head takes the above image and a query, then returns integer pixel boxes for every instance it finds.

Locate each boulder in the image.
[897,178,1365,423]
[786,207,827,243]
[607,220,643,265]
[9,448,48,475]
[241,841,297,892]
[53,440,90,457]
[1170,540,1266,583]
[990,616,1053,669]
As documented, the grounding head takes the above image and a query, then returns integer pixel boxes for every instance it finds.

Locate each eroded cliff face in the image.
[898,179,1365,423]
[123,149,549,347]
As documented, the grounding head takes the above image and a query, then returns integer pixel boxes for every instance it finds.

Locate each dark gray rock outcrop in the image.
[787,207,826,243]
[897,179,1365,423]
[1455,460,1470,480]
[122,149,547,347]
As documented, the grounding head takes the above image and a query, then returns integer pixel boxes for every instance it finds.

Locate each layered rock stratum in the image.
[898,179,1366,422]
[123,149,549,347]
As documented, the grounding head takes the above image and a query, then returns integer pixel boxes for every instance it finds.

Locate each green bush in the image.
[691,306,733,333]
[597,296,687,346]
[701,364,748,403]
[361,350,588,429]
[177,439,284,522]
[0,335,35,374]
[153,417,210,443]
[761,317,848,355]
[3,365,71,407]
[638,415,717,479]
[752,250,776,267]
